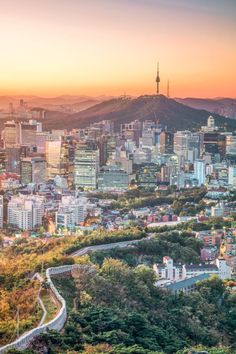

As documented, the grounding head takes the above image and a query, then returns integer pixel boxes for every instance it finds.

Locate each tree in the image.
[81,344,113,353]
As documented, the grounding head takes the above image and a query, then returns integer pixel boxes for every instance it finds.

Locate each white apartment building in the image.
[154,256,231,282]
[216,258,231,280]
[211,202,225,217]
[7,195,44,230]
[56,196,88,229]
[153,256,182,281]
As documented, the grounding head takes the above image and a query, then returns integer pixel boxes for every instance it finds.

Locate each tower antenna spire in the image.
[167,79,170,98]
[155,61,160,95]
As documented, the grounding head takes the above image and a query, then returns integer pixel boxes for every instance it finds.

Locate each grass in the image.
[40,289,59,323]
[52,276,77,313]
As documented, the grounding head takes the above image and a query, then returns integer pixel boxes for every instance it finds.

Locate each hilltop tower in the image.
[167,79,170,98]
[156,62,160,95]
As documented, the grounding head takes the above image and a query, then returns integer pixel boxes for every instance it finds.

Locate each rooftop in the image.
[166,274,210,292]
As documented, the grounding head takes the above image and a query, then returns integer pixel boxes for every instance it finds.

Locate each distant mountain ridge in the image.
[1,95,236,133]
[176,97,236,119]
[0,95,113,113]
[43,95,236,131]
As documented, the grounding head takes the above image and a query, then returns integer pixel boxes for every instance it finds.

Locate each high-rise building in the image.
[106,136,117,160]
[0,149,6,174]
[174,131,191,155]
[3,121,20,148]
[111,147,133,174]
[203,133,226,159]
[74,141,99,190]
[35,132,50,154]
[45,140,62,179]
[174,131,200,163]
[120,120,142,146]
[160,131,173,154]
[201,116,218,132]
[207,116,215,129]
[6,147,24,174]
[56,196,87,229]
[3,120,42,149]
[45,138,69,180]
[160,165,171,183]
[136,164,158,189]
[228,166,236,186]
[170,169,185,188]
[98,166,129,191]
[7,195,44,230]
[20,157,47,185]
[194,159,206,186]
[20,121,37,147]
[97,135,108,167]
[226,135,236,155]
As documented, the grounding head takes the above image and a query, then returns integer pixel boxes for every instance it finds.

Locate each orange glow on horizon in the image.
[0,0,235,98]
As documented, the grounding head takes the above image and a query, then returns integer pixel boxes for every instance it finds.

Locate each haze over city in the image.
[1,0,236,98]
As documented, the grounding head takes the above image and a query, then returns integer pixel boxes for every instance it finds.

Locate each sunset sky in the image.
[0,0,235,98]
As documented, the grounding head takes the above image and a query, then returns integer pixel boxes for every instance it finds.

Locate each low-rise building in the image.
[154,256,231,283]
[182,263,219,278]
[165,274,210,294]
[153,256,183,281]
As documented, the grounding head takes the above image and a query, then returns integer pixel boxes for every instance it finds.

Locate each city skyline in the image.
[0,0,236,98]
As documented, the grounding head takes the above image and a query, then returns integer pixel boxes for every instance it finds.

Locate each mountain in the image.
[176,97,236,119]
[0,95,111,112]
[1,95,235,132]
[44,95,236,131]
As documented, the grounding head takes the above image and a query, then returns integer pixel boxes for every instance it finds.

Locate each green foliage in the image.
[64,228,146,255]
[36,260,235,354]
[91,230,202,266]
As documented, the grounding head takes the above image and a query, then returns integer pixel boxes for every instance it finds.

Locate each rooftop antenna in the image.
[155,61,160,95]
[167,79,170,98]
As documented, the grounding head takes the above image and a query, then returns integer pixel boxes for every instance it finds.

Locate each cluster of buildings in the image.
[2,192,90,231]
[197,228,236,272]
[1,113,236,193]
[153,226,236,293]
[153,254,232,294]
[0,100,236,233]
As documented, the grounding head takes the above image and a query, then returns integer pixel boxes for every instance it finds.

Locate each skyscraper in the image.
[228,166,236,186]
[160,131,174,154]
[20,157,47,185]
[3,121,20,148]
[194,159,206,186]
[74,141,99,190]
[45,138,69,180]
[0,149,6,174]
[20,121,37,147]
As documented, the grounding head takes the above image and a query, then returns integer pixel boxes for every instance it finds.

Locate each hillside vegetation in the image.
[24,259,236,354]
[0,228,146,345]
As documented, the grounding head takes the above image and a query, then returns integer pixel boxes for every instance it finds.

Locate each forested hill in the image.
[43,95,236,131]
